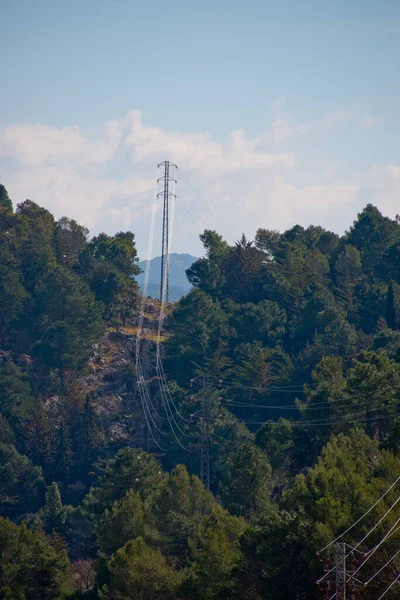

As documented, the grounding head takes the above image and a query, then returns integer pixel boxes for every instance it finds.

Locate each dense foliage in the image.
[1,182,400,599]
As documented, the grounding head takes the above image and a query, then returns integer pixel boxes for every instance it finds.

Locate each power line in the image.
[134,160,198,454]
[213,394,397,412]
[157,357,193,424]
[137,361,169,437]
[190,374,396,394]
[351,513,400,579]
[369,523,400,552]
[187,404,400,431]
[319,474,400,553]
[363,547,400,587]
[375,573,400,600]
[236,407,400,428]
[134,171,170,452]
[157,371,195,453]
[318,495,400,593]
[178,177,237,244]
[136,364,169,452]
[153,162,201,453]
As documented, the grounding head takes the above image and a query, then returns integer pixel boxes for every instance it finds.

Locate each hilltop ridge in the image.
[136,252,197,301]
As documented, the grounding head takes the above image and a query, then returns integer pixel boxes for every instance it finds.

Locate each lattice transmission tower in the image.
[317,542,363,600]
[157,161,177,304]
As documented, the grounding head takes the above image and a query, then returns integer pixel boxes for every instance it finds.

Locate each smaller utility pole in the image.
[335,542,347,600]
[200,375,211,491]
[317,544,363,600]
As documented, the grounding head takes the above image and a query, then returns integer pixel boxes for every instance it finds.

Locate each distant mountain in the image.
[136,253,197,301]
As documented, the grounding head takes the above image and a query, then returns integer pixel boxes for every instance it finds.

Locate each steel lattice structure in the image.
[157,161,177,304]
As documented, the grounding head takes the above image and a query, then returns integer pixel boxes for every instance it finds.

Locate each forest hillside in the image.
[1,181,400,599]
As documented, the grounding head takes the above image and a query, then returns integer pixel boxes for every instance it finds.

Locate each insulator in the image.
[190,396,195,402]
[218,414,222,419]
[219,379,223,387]
[190,379,193,387]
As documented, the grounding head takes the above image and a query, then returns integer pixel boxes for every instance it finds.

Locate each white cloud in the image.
[225,174,360,235]
[319,161,336,178]
[270,118,293,142]
[316,107,351,128]
[272,94,290,111]
[123,111,294,176]
[0,109,398,257]
[267,107,352,143]
[0,110,295,178]
[0,120,123,167]
[388,165,400,181]
[0,111,295,244]
[264,177,360,229]
[360,164,400,219]
[361,113,383,129]
[6,165,155,230]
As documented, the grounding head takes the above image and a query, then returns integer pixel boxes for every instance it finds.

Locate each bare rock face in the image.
[0,350,10,366]
[74,300,162,448]
[0,293,165,454]
[0,350,33,368]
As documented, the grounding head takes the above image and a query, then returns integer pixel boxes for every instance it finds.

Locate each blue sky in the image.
[1,0,400,257]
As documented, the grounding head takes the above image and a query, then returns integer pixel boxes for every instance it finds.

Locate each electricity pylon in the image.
[317,543,363,599]
[157,161,177,304]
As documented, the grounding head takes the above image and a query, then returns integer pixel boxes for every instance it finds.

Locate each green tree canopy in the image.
[0,362,33,435]
[97,489,146,555]
[42,482,67,534]
[85,448,166,515]
[0,443,45,519]
[0,183,13,216]
[0,517,71,599]
[220,442,273,520]
[31,266,104,375]
[101,537,182,600]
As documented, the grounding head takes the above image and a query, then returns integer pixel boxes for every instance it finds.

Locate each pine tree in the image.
[219,443,272,520]
[0,362,33,437]
[26,395,52,470]
[85,448,166,515]
[42,482,67,533]
[31,266,104,378]
[97,489,146,555]
[54,216,88,268]
[0,443,45,519]
[0,183,13,228]
[76,395,103,480]
[334,244,363,320]
[52,420,73,484]
[0,518,71,598]
[386,281,396,329]
[101,537,182,600]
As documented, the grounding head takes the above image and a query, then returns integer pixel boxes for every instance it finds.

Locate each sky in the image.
[1,0,400,258]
